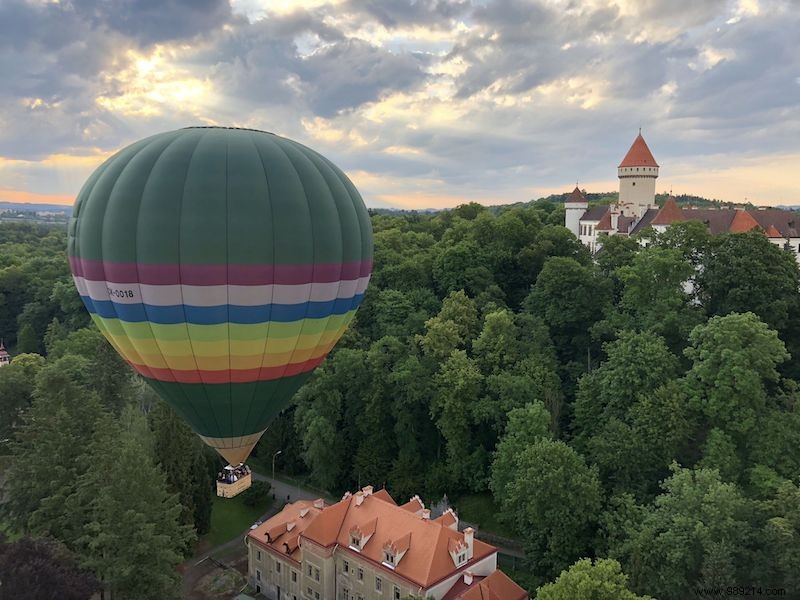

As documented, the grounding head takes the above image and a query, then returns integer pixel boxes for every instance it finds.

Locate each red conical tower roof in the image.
[565,186,587,204]
[619,132,659,168]
[729,210,762,233]
[651,197,686,226]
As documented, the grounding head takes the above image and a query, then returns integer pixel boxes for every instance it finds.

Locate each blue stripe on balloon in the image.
[80,295,365,325]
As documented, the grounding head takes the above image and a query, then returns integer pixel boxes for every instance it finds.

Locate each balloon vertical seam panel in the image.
[69,127,373,448]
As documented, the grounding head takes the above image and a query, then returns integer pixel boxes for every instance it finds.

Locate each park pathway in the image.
[180,474,329,598]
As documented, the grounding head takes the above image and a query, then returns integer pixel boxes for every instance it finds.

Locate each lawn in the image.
[200,494,272,548]
[452,492,517,538]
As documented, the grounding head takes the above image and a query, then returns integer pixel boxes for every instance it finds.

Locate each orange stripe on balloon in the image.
[128,354,327,384]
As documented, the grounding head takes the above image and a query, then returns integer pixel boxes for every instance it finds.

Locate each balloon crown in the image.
[181,125,275,134]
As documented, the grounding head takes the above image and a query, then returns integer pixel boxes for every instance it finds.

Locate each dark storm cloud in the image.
[448,0,617,98]
[72,0,235,45]
[345,0,471,28]
[200,10,428,117]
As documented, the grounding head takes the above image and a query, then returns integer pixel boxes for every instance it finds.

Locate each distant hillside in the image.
[530,191,735,209]
[0,201,72,214]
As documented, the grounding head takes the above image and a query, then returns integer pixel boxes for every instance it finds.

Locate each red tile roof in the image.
[301,488,496,588]
[651,197,686,226]
[435,509,458,530]
[595,211,613,231]
[581,205,610,222]
[728,209,762,233]
[619,133,658,168]
[749,209,800,237]
[443,570,528,600]
[247,499,327,564]
[766,224,783,238]
[565,186,587,204]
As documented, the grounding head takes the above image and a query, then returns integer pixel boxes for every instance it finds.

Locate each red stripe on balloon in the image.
[68,256,372,286]
[128,355,327,384]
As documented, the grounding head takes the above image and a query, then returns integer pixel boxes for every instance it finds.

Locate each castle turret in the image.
[564,186,588,238]
[618,131,658,218]
[0,340,10,367]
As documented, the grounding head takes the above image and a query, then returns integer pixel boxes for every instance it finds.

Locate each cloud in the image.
[0,0,798,209]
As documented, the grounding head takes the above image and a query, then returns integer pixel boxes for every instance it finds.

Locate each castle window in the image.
[632,182,636,186]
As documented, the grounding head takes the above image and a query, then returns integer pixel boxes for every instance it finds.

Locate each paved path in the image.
[252,472,322,503]
[181,473,327,597]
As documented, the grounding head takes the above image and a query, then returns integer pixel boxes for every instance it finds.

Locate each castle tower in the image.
[0,340,10,367]
[618,131,658,218]
[564,186,588,238]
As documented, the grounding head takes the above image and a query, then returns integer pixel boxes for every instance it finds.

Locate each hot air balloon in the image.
[68,126,373,470]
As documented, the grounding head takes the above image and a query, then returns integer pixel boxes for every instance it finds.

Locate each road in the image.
[251,472,323,503]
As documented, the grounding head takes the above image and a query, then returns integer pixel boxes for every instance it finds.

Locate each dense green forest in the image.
[1,203,800,598]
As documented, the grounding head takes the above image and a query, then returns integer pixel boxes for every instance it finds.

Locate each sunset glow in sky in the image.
[1,0,798,208]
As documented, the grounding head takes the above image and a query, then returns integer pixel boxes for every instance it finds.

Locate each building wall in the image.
[248,541,303,599]
[334,550,415,600]
[579,220,599,253]
[301,541,335,600]
[618,166,657,216]
[564,204,586,238]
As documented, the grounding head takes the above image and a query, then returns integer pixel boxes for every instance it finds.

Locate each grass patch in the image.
[200,493,272,548]
[452,492,517,538]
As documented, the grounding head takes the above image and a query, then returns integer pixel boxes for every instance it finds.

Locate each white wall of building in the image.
[618,166,658,217]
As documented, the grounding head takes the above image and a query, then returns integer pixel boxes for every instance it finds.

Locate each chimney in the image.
[463,527,474,559]
[463,571,474,585]
[313,498,324,509]
[421,509,431,520]
[610,205,620,231]
[355,492,365,507]
[362,485,373,497]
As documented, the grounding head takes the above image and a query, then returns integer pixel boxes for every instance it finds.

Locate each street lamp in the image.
[272,449,282,482]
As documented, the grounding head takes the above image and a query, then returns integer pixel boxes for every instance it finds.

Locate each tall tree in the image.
[685,312,788,465]
[618,465,752,600]
[0,352,44,450]
[536,558,652,600]
[525,256,611,374]
[151,402,214,536]
[2,355,107,541]
[503,439,602,582]
[432,350,484,491]
[76,407,195,599]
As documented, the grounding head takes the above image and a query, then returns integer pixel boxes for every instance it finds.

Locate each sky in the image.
[0,0,798,209]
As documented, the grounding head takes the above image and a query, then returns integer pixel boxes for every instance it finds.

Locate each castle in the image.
[564,132,800,257]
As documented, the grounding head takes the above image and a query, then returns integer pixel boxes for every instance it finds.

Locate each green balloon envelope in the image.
[68,127,373,464]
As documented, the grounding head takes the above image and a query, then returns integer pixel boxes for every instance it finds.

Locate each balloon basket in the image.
[216,466,252,499]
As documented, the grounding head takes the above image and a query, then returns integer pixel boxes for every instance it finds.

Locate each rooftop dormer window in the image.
[384,551,394,564]
[351,535,360,549]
